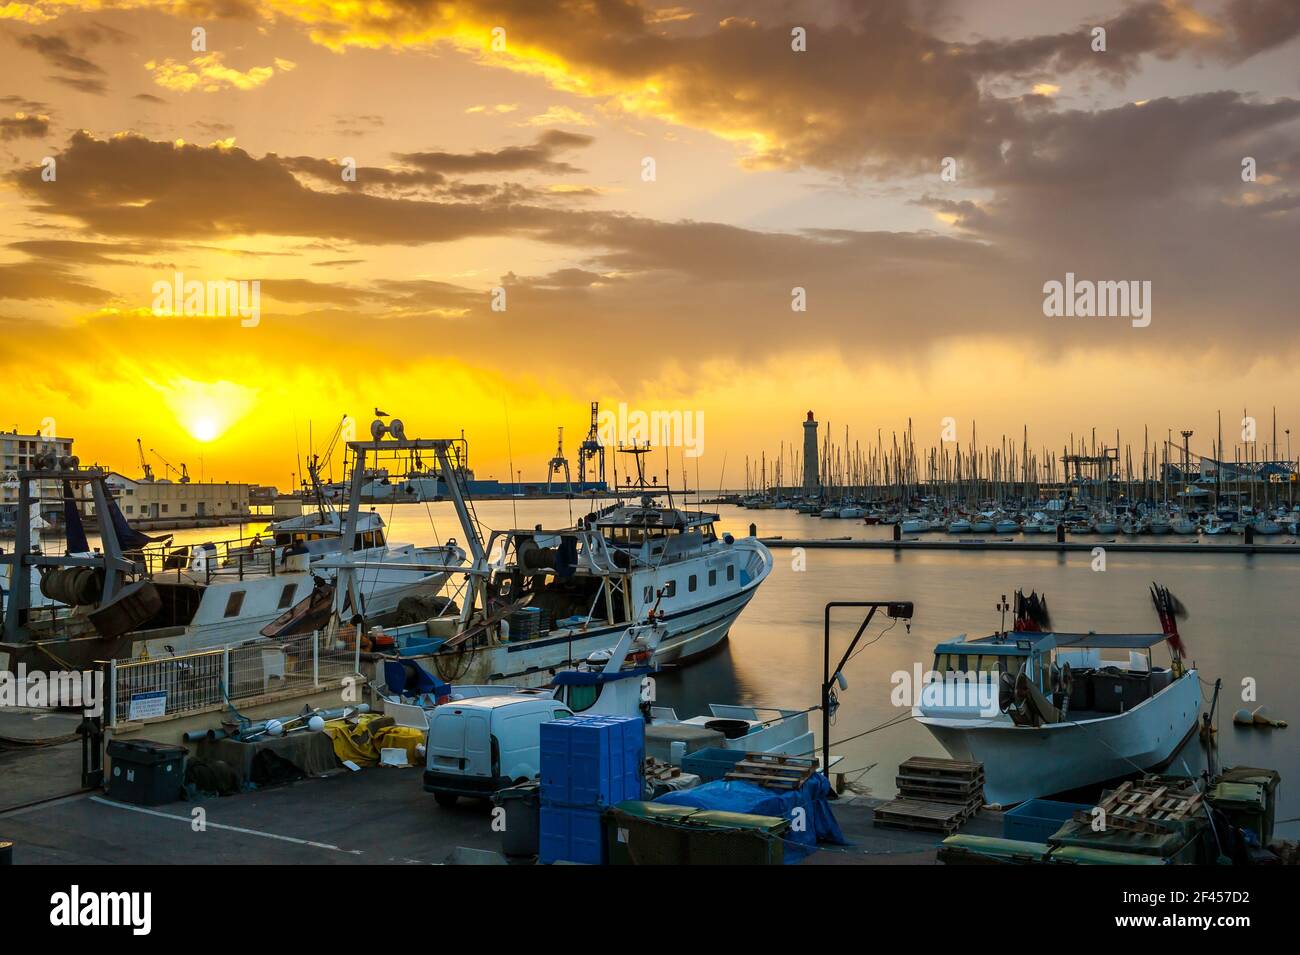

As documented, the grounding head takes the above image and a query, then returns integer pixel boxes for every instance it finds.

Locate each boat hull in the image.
[405,573,764,688]
[917,670,1201,806]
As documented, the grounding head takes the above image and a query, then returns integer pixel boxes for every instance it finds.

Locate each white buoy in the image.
[266,719,284,737]
[307,716,325,732]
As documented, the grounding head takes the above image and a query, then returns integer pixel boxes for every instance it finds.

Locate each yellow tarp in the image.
[323,714,425,767]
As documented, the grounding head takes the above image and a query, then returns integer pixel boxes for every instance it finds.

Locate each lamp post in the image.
[821,600,915,785]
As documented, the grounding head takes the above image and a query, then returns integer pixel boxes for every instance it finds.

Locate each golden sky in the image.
[1,0,1298,486]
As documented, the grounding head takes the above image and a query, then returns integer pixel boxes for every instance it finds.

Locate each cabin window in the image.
[726,564,735,582]
[161,504,169,514]
[277,583,297,609]
[643,586,653,603]
[125,505,133,514]
[708,569,717,586]
[180,503,188,513]
[223,592,246,618]
[567,685,599,712]
[664,580,677,598]
[688,575,697,593]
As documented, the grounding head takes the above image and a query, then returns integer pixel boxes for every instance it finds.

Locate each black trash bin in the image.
[492,781,541,858]
[106,739,188,806]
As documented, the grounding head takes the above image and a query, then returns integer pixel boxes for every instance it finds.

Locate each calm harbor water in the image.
[163,499,1299,834]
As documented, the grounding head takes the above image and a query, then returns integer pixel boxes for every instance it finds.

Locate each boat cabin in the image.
[930,630,1179,723]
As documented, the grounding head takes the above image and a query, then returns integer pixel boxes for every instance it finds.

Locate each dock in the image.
[0,737,993,865]
[759,537,1300,554]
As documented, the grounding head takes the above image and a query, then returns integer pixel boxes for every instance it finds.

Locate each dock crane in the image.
[545,426,572,493]
[577,400,605,489]
[136,438,155,482]
[151,448,190,483]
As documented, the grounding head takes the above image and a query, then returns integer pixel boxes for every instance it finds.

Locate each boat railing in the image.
[135,533,284,584]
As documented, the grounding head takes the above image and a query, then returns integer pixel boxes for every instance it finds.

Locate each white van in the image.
[423,693,573,806]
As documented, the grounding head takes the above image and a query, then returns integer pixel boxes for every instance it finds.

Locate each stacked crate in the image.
[873,757,985,834]
[539,715,645,864]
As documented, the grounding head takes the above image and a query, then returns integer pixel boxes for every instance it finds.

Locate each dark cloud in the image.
[49,75,108,96]
[0,261,112,304]
[0,113,50,141]
[395,130,593,175]
[16,32,105,75]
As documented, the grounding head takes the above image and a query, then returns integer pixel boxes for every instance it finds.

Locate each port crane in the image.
[150,448,190,483]
[577,401,605,489]
[545,426,572,493]
[136,438,155,482]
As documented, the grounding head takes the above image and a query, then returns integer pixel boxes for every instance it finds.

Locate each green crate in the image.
[605,801,788,865]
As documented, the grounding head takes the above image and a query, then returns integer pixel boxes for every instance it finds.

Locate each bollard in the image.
[1056,523,1065,544]
[749,523,756,537]
[77,713,104,789]
[893,522,901,542]
[1244,524,1255,545]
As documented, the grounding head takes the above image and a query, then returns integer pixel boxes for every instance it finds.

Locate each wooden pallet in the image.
[897,756,984,783]
[1076,779,1203,834]
[873,797,979,834]
[897,777,984,804]
[725,753,817,790]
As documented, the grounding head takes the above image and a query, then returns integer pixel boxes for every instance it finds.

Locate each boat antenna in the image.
[503,402,518,528]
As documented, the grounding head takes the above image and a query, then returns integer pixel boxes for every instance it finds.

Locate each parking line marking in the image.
[90,797,363,854]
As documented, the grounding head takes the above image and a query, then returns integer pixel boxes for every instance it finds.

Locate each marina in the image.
[1,415,1296,875]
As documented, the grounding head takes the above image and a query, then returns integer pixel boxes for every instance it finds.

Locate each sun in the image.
[189,416,221,443]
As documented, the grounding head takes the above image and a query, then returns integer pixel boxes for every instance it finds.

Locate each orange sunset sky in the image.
[1,1,1298,487]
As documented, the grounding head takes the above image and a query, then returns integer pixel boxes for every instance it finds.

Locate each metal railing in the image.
[106,629,362,726]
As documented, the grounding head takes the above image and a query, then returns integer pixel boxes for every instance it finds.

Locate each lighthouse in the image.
[802,410,819,494]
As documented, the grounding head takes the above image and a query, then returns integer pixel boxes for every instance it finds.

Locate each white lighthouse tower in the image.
[802,410,819,495]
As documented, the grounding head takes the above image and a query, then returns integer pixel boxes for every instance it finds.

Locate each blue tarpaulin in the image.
[653,771,847,863]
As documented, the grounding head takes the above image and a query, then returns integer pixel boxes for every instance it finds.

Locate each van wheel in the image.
[433,792,459,808]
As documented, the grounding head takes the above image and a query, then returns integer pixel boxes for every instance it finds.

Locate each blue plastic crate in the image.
[539,804,606,865]
[540,715,644,807]
[1004,798,1091,843]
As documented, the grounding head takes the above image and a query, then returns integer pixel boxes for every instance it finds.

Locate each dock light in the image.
[887,602,914,619]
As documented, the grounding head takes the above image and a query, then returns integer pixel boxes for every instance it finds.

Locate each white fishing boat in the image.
[946,517,972,534]
[550,619,814,756]
[970,513,995,533]
[899,516,930,534]
[366,440,772,687]
[0,449,466,666]
[914,586,1201,806]
[994,517,1020,535]
[838,505,865,519]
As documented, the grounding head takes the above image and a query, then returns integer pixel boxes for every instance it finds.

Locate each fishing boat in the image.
[363,439,772,687]
[549,618,815,756]
[946,517,972,534]
[899,516,930,534]
[914,586,1201,806]
[0,448,466,667]
[994,516,1020,535]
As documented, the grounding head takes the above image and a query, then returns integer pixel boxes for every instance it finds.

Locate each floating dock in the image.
[759,536,1300,554]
